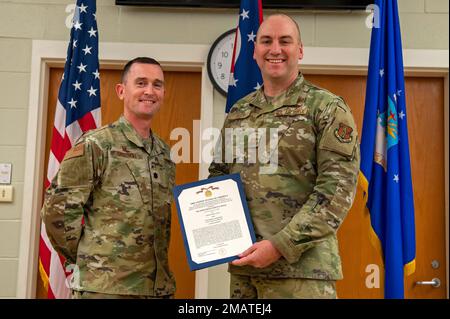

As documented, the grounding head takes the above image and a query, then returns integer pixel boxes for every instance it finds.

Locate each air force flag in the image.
[359,0,416,299]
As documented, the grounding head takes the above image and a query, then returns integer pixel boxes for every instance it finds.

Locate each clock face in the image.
[207,29,236,96]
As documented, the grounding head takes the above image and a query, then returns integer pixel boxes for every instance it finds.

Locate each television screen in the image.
[115,0,373,10]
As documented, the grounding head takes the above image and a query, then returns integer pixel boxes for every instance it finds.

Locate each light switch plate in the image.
[0,163,12,184]
[0,185,13,202]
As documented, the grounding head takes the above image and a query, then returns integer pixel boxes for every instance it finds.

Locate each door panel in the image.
[38,67,200,299]
[305,74,446,299]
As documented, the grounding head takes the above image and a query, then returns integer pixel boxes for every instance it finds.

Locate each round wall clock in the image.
[207,29,236,96]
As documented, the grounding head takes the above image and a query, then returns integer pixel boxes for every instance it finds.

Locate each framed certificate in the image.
[173,173,256,271]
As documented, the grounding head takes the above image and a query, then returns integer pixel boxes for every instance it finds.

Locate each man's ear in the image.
[298,43,304,61]
[115,83,124,100]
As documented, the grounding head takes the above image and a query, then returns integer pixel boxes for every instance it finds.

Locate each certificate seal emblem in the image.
[196,186,219,198]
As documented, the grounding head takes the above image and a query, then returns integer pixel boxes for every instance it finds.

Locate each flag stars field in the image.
[393,174,399,183]
[229,74,238,87]
[240,9,249,20]
[82,45,92,55]
[73,20,82,31]
[68,98,77,109]
[77,62,87,73]
[247,31,256,42]
[225,0,263,113]
[73,80,82,91]
[88,27,97,37]
[87,86,97,97]
[93,69,100,79]
[79,3,88,13]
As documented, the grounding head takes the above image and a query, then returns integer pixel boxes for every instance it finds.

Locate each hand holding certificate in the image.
[173,173,256,271]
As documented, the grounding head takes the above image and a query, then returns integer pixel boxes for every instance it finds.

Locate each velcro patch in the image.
[64,143,85,160]
[111,150,143,159]
[273,105,308,117]
[334,123,353,143]
[319,106,357,158]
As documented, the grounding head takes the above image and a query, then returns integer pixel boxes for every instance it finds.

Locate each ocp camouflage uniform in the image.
[41,115,176,298]
[208,73,360,298]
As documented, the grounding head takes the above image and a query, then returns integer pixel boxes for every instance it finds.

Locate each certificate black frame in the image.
[173,173,256,271]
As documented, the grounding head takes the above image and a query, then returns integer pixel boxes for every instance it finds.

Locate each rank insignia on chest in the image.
[334,123,353,143]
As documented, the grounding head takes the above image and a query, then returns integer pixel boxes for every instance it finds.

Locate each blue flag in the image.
[225,0,263,113]
[360,0,416,299]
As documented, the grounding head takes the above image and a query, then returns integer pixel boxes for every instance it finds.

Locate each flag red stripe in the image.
[78,111,96,133]
[39,237,51,275]
[50,127,65,163]
[47,286,55,299]
[229,27,238,74]
[62,134,73,155]
[258,0,263,24]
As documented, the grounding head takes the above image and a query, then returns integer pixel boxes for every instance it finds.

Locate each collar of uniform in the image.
[117,115,147,149]
[118,116,166,156]
[249,73,305,114]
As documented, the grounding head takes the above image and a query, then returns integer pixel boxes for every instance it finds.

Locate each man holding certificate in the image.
[209,14,360,299]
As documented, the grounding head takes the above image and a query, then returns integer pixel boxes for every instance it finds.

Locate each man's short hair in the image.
[121,57,162,83]
[257,14,302,44]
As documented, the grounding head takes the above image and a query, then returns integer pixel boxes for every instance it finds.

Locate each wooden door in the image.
[37,67,200,299]
[305,74,447,299]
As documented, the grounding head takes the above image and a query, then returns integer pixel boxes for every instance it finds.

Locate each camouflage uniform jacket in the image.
[209,73,360,280]
[41,115,176,296]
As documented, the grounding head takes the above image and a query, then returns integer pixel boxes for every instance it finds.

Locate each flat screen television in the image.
[115,0,373,10]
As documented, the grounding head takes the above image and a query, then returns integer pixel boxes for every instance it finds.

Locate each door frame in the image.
[19,40,449,298]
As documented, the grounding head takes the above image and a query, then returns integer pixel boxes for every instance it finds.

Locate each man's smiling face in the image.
[253,15,303,86]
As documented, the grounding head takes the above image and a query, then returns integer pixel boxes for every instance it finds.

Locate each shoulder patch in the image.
[319,105,357,158]
[64,143,85,160]
[334,123,354,143]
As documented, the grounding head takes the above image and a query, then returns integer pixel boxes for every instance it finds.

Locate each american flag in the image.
[38,0,100,299]
[225,0,263,113]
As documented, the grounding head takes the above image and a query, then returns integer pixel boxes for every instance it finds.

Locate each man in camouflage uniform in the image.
[209,15,360,298]
[41,57,176,299]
